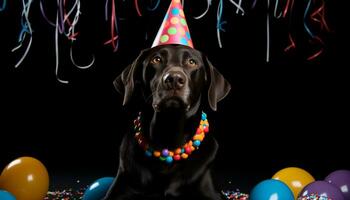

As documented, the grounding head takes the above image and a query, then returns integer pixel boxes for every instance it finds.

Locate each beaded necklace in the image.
[133,112,209,164]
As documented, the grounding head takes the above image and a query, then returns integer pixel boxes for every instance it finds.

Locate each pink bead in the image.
[204,126,209,133]
[185,146,192,154]
[174,155,181,161]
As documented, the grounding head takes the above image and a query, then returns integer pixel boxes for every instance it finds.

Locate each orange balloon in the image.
[272,167,315,199]
[0,157,49,200]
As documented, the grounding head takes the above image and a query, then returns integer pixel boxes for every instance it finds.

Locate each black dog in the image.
[104,44,230,200]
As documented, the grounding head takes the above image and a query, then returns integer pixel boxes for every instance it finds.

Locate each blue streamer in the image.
[0,0,6,12]
[304,0,315,38]
[216,0,226,48]
[12,0,34,68]
[273,0,282,18]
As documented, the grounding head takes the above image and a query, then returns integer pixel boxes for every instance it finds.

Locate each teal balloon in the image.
[250,179,294,200]
[83,177,114,200]
[0,190,16,200]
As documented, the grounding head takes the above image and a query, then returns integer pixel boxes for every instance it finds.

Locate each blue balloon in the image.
[0,190,16,200]
[250,179,294,200]
[83,177,114,200]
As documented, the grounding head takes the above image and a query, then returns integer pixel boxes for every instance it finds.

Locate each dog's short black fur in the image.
[104,45,231,200]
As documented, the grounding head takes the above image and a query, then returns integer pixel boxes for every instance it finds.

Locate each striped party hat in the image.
[152,0,193,48]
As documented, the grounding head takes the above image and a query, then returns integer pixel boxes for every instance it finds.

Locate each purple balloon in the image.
[299,181,344,200]
[325,170,350,200]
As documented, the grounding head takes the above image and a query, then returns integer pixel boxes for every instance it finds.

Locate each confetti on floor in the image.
[221,190,249,200]
[44,187,249,200]
[45,188,86,200]
[298,194,332,200]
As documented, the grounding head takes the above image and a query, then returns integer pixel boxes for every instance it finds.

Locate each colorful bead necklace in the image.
[133,112,209,164]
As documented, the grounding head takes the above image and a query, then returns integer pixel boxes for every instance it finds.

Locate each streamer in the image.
[12,0,34,68]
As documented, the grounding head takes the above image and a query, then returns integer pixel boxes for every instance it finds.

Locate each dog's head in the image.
[114,45,230,112]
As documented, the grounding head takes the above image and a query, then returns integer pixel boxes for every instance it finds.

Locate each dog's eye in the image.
[151,56,162,64]
[187,59,197,67]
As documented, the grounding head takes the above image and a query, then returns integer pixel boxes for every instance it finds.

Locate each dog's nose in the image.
[163,71,186,90]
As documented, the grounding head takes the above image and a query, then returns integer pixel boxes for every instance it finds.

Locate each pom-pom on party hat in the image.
[152,0,193,48]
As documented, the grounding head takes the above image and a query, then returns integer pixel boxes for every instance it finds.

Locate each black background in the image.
[0,0,346,192]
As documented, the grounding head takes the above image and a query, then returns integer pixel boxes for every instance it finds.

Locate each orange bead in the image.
[193,134,204,141]
[181,153,188,159]
[191,146,195,151]
[175,148,182,154]
[188,141,193,146]
[169,151,174,157]
[153,151,161,157]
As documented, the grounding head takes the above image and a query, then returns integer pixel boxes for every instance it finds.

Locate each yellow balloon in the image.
[272,167,315,199]
[0,157,49,200]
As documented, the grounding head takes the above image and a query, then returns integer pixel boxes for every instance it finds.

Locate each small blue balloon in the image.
[250,179,294,200]
[0,190,16,200]
[165,156,173,164]
[83,177,114,200]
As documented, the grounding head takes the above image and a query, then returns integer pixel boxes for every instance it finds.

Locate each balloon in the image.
[272,167,315,199]
[325,170,350,199]
[298,181,345,200]
[0,190,16,200]
[250,179,294,200]
[83,177,114,200]
[0,157,49,200]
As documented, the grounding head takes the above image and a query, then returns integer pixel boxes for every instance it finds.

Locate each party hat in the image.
[152,0,193,48]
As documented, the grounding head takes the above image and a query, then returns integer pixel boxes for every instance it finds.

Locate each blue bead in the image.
[201,112,207,120]
[165,156,173,164]
[145,151,152,157]
[193,140,201,147]
[181,148,185,153]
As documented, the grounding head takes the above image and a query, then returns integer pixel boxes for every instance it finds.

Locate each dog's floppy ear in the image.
[113,49,149,105]
[204,56,231,111]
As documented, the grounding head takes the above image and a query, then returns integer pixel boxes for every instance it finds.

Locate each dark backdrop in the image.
[0,0,346,192]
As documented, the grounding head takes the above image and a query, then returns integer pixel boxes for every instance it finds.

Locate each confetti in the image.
[221,190,249,200]
[298,193,332,200]
[45,187,86,200]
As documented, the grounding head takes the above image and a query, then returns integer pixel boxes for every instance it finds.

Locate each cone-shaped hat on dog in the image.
[152,0,193,48]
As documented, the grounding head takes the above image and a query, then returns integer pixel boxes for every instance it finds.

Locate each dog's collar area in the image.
[134,111,209,164]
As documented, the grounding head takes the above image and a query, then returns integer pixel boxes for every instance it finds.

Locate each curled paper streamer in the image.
[304,0,329,60]
[194,0,212,19]
[134,0,142,16]
[40,0,94,83]
[105,0,119,52]
[228,0,244,15]
[216,0,226,48]
[273,0,282,18]
[216,0,245,48]
[0,0,6,12]
[304,0,314,38]
[266,0,270,62]
[282,0,294,18]
[147,0,160,11]
[284,33,296,52]
[12,0,34,68]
